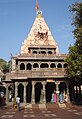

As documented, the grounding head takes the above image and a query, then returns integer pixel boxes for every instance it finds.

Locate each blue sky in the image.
[0,0,81,61]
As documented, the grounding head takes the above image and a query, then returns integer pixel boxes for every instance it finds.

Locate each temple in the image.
[5,2,69,104]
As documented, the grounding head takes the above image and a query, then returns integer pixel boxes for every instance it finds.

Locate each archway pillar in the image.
[31,81,35,104]
[15,82,18,98]
[41,81,46,103]
[65,81,70,102]
[6,83,9,104]
[23,82,28,103]
[55,81,60,102]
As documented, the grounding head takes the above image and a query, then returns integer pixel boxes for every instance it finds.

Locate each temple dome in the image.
[20,11,59,55]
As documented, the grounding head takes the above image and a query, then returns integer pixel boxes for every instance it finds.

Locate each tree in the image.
[66,2,82,84]
[0,59,9,74]
[65,2,82,104]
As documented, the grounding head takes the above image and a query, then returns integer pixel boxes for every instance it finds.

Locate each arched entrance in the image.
[35,82,43,103]
[18,83,24,102]
[26,81,32,103]
[46,82,56,103]
[59,82,67,94]
[8,84,14,102]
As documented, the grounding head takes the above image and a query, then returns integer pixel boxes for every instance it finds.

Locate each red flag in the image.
[36,0,39,11]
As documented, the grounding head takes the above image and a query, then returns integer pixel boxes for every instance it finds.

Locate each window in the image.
[26,63,32,70]
[57,63,62,68]
[63,63,68,68]
[20,63,25,70]
[33,51,37,54]
[50,63,56,68]
[33,63,39,68]
[48,51,52,54]
[40,63,49,68]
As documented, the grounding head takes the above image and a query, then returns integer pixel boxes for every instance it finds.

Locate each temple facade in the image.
[5,9,69,104]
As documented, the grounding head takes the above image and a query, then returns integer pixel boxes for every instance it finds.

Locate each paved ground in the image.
[0,103,82,119]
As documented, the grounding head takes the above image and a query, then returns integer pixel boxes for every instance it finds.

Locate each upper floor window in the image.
[33,51,37,54]
[26,63,32,70]
[57,63,62,68]
[48,51,52,54]
[63,63,68,68]
[33,63,39,68]
[50,63,56,68]
[20,63,25,70]
[41,51,46,54]
[40,63,49,68]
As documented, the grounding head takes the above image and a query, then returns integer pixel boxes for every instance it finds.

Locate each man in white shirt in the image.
[16,96,20,111]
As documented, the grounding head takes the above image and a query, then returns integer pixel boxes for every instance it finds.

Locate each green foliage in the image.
[0,59,9,74]
[66,2,82,84]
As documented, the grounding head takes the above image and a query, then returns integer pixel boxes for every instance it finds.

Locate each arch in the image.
[59,82,67,94]
[8,84,13,91]
[57,63,62,68]
[50,63,56,68]
[40,63,49,68]
[35,82,43,103]
[20,63,25,70]
[26,63,32,70]
[33,51,37,54]
[48,51,52,54]
[18,83,24,102]
[33,63,39,68]
[8,84,14,102]
[46,82,56,103]
[26,81,32,103]
[41,51,46,54]
[63,63,68,68]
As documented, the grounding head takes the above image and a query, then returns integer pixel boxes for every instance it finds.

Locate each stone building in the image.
[5,7,69,104]
[0,69,5,106]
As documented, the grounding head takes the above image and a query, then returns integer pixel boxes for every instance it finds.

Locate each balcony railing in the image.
[6,68,67,80]
[14,53,67,60]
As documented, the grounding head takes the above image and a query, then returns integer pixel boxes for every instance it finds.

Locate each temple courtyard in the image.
[0,103,82,119]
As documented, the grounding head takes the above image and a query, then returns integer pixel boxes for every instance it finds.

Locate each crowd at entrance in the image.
[51,91,68,103]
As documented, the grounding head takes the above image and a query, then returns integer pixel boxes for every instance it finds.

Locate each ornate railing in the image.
[6,68,67,80]
[16,53,67,60]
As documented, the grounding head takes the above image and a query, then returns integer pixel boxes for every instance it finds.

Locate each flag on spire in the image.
[36,0,39,11]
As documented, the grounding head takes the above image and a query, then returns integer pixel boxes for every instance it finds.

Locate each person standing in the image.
[54,91,57,103]
[16,96,20,111]
[64,93,68,103]
[59,92,64,103]
[12,97,16,109]
[51,93,54,102]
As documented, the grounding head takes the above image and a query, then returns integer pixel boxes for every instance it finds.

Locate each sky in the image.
[0,0,81,61]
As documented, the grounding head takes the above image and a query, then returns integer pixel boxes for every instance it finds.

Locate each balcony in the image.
[15,53,67,60]
[6,68,67,81]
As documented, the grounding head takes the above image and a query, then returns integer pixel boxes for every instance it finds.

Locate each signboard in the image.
[47,80,55,82]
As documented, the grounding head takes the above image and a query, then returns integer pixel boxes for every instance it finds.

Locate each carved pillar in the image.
[6,83,9,103]
[31,81,35,104]
[41,81,46,103]
[55,81,60,102]
[15,82,18,98]
[65,81,70,102]
[23,82,28,103]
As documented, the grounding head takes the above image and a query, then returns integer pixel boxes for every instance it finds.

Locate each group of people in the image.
[51,91,68,103]
[12,96,20,111]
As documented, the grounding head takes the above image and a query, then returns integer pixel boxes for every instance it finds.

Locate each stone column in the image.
[55,81,60,102]
[15,82,18,98]
[31,81,35,104]
[23,82,28,103]
[41,81,46,103]
[65,81,70,102]
[6,83,9,104]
